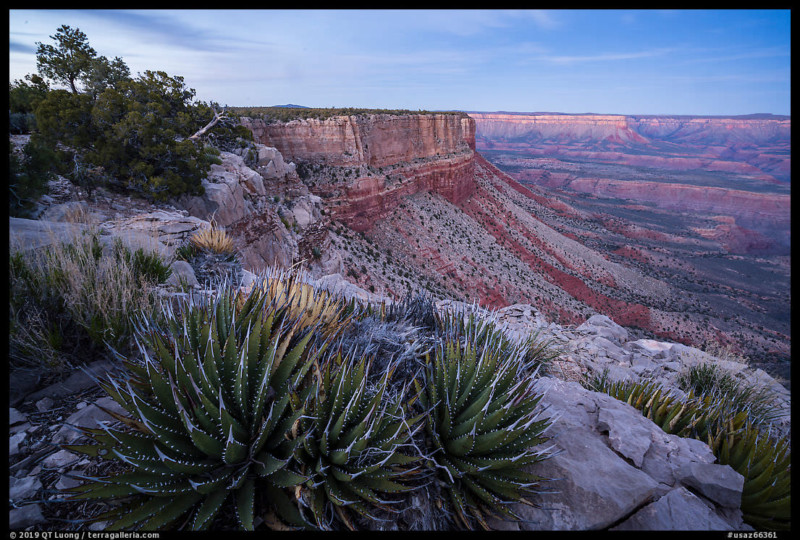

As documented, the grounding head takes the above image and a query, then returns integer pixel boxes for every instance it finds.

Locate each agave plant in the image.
[415,333,552,530]
[62,283,338,530]
[591,378,712,437]
[294,351,422,530]
[719,424,791,530]
[591,376,791,531]
[246,271,353,337]
[435,310,557,376]
[677,362,785,427]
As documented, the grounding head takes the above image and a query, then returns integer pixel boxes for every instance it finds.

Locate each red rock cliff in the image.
[241,114,477,231]
[242,113,475,167]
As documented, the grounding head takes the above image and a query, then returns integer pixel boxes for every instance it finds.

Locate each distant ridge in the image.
[270,104,309,108]
[464,110,789,120]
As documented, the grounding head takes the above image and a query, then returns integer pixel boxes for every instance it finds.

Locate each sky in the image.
[8,9,792,116]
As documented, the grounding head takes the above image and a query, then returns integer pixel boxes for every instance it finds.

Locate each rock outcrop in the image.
[241,113,478,232]
[498,376,749,531]
[174,144,328,272]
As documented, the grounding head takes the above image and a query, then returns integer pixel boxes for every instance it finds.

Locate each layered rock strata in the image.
[536,175,790,235]
[241,114,478,231]
[469,112,791,147]
[242,113,475,167]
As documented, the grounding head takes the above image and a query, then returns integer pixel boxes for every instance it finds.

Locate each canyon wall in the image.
[537,176,791,233]
[469,112,791,146]
[241,113,477,231]
[242,113,475,168]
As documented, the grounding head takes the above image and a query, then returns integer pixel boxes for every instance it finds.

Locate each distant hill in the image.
[270,104,309,108]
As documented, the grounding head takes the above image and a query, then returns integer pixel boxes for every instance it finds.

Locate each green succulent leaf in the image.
[60,279,341,531]
[418,322,552,530]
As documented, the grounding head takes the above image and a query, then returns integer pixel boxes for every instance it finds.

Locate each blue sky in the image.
[8,9,791,116]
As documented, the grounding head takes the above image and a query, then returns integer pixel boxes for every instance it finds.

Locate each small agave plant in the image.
[415,332,552,530]
[62,284,338,530]
[294,351,423,530]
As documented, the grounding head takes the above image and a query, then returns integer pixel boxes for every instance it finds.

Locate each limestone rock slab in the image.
[611,487,733,530]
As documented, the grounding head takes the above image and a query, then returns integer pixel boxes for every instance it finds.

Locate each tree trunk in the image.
[189,109,226,141]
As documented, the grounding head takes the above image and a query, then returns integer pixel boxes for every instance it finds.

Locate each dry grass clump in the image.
[9,227,168,372]
[189,225,236,256]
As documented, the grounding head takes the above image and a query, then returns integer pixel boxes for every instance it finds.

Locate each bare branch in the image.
[188,107,227,141]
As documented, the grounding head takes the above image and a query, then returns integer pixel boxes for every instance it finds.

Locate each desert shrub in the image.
[189,226,236,257]
[9,229,167,371]
[9,136,58,217]
[176,226,244,287]
[10,74,50,114]
[9,112,37,134]
[110,238,173,284]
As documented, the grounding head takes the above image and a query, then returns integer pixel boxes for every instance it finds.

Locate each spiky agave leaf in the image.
[242,269,354,340]
[62,282,332,531]
[722,425,791,530]
[416,333,552,530]
[294,350,422,530]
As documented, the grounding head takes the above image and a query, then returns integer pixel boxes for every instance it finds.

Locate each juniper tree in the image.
[36,25,97,94]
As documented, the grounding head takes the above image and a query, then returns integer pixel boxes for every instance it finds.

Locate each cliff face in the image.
[537,176,790,234]
[469,113,649,144]
[469,112,791,146]
[241,114,477,231]
[243,113,475,167]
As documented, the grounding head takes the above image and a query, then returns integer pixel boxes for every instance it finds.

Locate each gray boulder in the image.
[40,201,91,222]
[52,397,128,444]
[165,260,200,289]
[100,210,209,255]
[9,504,47,529]
[9,476,42,501]
[491,377,746,531]
[677,462,744,508]
[26,360,117,403]
[10,431,27,456]
[611,487,734,530]
[576,314,629,343]
[9,217,88,252]
[9,408,27,425]
[314,273,386,305]
[42,449,81,469]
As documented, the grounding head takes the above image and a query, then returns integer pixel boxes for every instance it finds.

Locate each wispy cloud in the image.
[79,10,272,53]
[9,40,36,54]
[519,10,560,29]
[540,47,675,64]
[678,46,790,65]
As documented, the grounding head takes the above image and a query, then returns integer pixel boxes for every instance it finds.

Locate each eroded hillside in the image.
[239,111,790,380]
